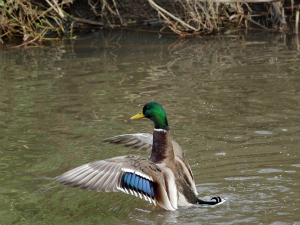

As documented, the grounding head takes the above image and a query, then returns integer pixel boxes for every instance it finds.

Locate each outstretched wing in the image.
[103,133,197,194]
[56,155,176,210]
[103,133,153,152]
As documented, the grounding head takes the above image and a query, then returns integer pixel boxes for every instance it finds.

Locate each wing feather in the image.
[103,133,196,194]
[105,166,123,192]
[96,163,120,192]
[57,155,181,210]
[103,133,153,152]
[56,155,166,205]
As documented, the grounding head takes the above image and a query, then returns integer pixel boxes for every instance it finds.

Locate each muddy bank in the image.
[1,0,300,46]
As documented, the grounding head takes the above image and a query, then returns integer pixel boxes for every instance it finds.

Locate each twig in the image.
[72,17,104,26]
[148,0,198,31]
[243,3,253,12]
[53,0,65,18]
[296,10,299,34]
[45,0,65,18]
[285,5,300,10]
[112,0,123,25]
[272,2,286,26]
[10,29,47,48]
[244,16,268,30]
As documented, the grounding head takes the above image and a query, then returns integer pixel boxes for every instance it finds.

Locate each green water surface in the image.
[0,30,300,224]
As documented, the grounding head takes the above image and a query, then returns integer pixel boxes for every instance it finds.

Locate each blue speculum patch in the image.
[121,172,155,199]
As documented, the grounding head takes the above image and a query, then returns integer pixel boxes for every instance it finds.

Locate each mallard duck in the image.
[56,102,225,210]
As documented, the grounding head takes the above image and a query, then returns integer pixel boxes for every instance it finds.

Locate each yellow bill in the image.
[130,110,145,120]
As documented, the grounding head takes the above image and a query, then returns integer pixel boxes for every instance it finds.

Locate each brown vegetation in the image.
[0,0,299,46]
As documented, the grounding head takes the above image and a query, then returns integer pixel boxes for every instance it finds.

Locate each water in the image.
[1,29,300,224]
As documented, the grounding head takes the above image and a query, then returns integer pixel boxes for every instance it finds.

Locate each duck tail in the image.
[196,196,226,205]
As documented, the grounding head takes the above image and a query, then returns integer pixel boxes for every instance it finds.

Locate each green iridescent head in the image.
[131,102,169,130]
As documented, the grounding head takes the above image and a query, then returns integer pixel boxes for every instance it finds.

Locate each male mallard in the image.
[56,102,225,210]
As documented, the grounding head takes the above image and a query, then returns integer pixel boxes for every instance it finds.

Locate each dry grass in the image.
[1,0,299,45]
[0,0,73,46]
[97,0,269,35]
